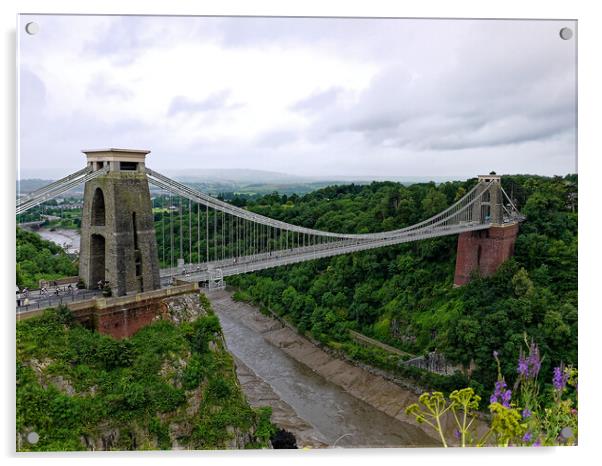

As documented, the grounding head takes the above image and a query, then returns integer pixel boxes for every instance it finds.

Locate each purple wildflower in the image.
[553,365,569,391]
[453,429,461,440]
[517,342,541,379]
[533,439,541,447]
[517,354,529,377]
[501,389,512,407]
[490,379,511,406]
[523,432,532,443]
[493,350,499,359]
[522,408,532,419]
[527,343,541,377]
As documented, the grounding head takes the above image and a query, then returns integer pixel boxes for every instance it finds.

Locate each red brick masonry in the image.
[453,223,520,286]
[46,283,200,339]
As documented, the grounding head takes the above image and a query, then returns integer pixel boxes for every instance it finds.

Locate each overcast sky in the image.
[18,15,576,180]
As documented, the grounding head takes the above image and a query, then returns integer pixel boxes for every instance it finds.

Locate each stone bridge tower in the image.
[453,174,520,286]
[79,149,161,296]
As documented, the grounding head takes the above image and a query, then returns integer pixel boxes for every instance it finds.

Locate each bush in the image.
[255,407,277,445]
[206,378,231,400]
[55,305,75,326]
[181,354,205,390]
[188,315,221,354]
[148,417,171,449]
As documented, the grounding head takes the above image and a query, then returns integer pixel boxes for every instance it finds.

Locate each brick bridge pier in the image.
[453,174,520,286]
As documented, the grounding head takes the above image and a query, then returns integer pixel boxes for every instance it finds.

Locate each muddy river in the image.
[209,290,436,448]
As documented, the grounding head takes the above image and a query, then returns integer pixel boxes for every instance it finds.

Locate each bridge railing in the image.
[174,220,492,282]
[16,288,101,314]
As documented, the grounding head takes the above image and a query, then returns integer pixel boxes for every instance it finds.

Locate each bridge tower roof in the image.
[478,174,501,183]
[82,148,150,173]
[82,148,150,162]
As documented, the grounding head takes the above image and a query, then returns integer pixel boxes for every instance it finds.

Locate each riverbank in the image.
[35,227,80,254]
[207,288,440,447]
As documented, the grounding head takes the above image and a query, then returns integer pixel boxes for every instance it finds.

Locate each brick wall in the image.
[94,300,167,339]
[66,283,198,339]
[453,223,519,286]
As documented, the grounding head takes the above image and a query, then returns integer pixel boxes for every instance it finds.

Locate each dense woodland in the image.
[225,174,578,396]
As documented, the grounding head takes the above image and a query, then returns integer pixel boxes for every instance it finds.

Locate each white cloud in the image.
[18,15,576,179]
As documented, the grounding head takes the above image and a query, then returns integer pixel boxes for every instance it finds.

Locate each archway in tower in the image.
[90,233,106,288]
[91,187,106,226]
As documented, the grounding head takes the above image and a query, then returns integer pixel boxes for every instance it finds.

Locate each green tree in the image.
[421,189,448,217]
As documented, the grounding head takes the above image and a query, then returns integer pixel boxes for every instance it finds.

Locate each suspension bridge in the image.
[17,149,524,301]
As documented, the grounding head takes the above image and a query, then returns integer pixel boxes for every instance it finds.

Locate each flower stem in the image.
[435,412,448,448]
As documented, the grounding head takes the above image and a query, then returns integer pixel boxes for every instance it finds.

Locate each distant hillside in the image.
[17,168,460,199]
[18,179,55,192]
[163,168,458,185]
[17,179,84,197]
[163,168,309,184]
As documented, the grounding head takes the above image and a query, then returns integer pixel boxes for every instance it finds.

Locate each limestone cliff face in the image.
[163,292,208,324]
[16,293,271,451]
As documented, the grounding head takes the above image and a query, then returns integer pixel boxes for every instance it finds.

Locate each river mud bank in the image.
[35,227,80,254]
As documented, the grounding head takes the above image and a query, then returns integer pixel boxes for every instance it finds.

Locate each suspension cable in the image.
[179,198,183,264]
[161,188,165,267]
[189,199,192,266]
[169,189,174,275]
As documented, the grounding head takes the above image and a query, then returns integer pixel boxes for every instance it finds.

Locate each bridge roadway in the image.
[161,221,492,283]
[15,216,510,313]
[16,221,493,314]
[16,288,103,314]
[18,220,47,229]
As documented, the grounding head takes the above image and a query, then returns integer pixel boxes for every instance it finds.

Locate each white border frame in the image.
[2,2,597,466]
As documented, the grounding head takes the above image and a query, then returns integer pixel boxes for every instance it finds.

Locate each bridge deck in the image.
[163,222,494,283]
